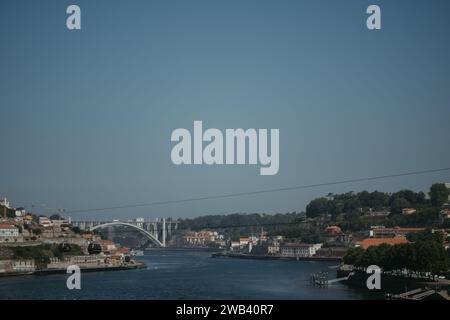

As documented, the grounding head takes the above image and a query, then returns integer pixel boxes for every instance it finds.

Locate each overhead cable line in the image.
[62,166,450,214]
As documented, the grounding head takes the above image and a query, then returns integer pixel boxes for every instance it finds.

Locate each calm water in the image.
[0,249,372,300]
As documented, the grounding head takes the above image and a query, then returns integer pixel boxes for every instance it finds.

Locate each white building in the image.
[239,237,251,247]
[230,241,240,250]
[268,240,281,255]
[39,216,52,227]
[0,260,35,273]
[15,209,26,217]
[0,224,19,237]
[280,243,323,258]
[13,260,35,272]
[0,224,21,243]
[47,255,108,270]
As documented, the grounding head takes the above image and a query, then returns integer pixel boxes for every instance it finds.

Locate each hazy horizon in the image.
[1,0,450,220]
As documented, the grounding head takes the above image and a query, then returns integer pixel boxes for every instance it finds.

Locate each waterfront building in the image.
[280,243,323,257]
[267,239,281,255]
[230,241,240,250]
[0,224,21,243]
[239,237,250,247]
[13,260,35,272]
[47,255,109,269]
[215,240,227,247]
[0,259,35,273]
[71,255,106,266]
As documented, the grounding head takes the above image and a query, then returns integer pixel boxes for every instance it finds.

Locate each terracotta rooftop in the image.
[99,240,115,245]
[326,226,342,233]
[359,238,409,249]
[0,224,17,229]
[373,227,425,233]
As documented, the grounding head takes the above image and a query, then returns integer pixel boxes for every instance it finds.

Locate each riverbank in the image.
[0,260,146,278]
[339,268,450,300]
[211,251,343,262]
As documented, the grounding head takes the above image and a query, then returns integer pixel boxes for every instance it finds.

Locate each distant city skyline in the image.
[1,0,450,220]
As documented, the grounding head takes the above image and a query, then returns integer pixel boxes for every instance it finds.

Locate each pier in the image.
[310,272,354,287]
[387,288,436,300]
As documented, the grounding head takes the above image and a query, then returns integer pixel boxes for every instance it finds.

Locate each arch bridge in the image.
[71,218,178,247]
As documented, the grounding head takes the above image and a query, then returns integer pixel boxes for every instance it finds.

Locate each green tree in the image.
[407,229,444,244]
[343,247,364,265]
[429,183,449,207]
[344,240,448,276]
[305,198,329,218]
[390,197,410,214]
[71,226,81,234]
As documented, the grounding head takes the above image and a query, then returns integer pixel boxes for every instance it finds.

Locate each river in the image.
[0,249,374,300]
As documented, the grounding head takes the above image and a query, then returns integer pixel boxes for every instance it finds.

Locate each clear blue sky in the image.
[1,0,450,220]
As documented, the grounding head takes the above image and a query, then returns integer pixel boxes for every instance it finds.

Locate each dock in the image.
[386,288,439,300]
[310,272,354,287]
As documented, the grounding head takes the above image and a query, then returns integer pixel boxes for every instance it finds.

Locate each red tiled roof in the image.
[114,247,130,254]
[326,226,342,233]
[100,240,115,245]
[359,238,409,249]
[0,224,16,229]
[373,227,425,233]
